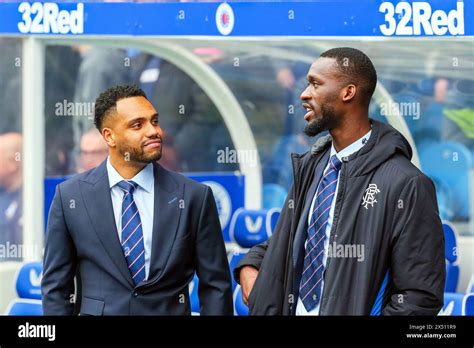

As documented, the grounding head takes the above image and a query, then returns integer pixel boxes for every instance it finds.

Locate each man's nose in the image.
[145,122,159,137]
[300,86,311,100]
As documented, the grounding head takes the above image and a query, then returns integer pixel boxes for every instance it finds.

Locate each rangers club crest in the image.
[215,3,235,36]
[362,183,380,209]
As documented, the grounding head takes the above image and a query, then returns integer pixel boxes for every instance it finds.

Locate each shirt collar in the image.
[330,128,372,161]
[106,157,154,193]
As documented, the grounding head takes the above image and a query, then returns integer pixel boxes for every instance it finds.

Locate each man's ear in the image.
[102,127,116,148]
[342,84,357,102]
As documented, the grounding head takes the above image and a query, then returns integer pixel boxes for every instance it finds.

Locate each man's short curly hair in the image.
[94,85,147,131]
[320,47,377,107]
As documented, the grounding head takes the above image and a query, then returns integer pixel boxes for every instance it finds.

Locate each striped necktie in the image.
[299,155,342,311]
[117,180,146,286]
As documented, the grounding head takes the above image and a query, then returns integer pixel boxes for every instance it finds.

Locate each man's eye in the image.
[132,123,141,129]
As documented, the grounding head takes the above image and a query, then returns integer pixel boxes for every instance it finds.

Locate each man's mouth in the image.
[143,139,162,150]
[303,103,314,121]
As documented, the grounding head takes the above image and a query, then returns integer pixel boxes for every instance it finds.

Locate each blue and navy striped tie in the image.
[299,155,342,311]
[117,180,146,286]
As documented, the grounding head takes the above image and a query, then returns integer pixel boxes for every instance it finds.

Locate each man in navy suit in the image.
[42,85,233,315]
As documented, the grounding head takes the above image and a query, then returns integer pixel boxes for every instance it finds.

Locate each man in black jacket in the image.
[235,47,445,315]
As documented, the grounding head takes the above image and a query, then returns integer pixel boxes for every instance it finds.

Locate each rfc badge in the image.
[362,183,380,209]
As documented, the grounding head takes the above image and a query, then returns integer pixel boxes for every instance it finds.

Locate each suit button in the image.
[133,292,139,297]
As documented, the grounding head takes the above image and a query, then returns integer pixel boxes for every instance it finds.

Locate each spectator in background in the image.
[0,133,23,260]
[442,79,474,154]
[72,46,130,156]
[77,128,109,173]
[0,38,22,134]
[45,46,81,177]
[159,130,182,172]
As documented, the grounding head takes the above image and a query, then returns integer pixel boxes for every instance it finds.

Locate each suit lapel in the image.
[79,161,134,288]
[140,163,182,287]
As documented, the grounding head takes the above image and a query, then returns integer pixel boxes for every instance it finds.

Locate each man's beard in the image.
[304,104,340,137]
[117,141,162,164]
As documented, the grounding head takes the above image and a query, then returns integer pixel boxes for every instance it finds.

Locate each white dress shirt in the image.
[107,158,154,279]
[296,129,372,315]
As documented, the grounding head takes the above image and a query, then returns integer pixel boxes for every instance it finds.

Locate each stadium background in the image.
[0,0,473,315]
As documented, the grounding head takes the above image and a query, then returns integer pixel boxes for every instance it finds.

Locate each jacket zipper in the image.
[319,157,348,315]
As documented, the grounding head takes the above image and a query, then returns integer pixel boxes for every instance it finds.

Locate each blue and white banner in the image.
[0,1,472,37]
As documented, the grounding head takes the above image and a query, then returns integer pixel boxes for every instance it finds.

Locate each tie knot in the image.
[329,155,342,172]
[117,180,139,194]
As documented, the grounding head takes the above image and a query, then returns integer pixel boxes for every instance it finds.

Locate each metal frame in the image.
[22,37,45,262]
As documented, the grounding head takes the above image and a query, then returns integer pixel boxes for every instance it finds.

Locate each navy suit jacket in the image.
[42,161,233,315]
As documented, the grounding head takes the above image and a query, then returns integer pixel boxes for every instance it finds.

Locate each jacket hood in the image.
[310,119,413,176]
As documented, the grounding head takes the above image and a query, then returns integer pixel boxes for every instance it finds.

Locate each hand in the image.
[240,266,259,305]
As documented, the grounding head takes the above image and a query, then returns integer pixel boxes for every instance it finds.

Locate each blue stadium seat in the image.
[439,293,464,315]
[420,142,472,221]
[445,264,460,294]
[6,299,43,316]
[262,183,287,209]
[189,273,200,315]
[463,293,474,316]
[15,262,42,300]
[443,222,459,293]
[466,275,474,293]
[233,285,249,316]
[440,292,474,316]
[6,262,43,315]
[229,208,280,248]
